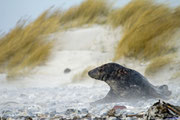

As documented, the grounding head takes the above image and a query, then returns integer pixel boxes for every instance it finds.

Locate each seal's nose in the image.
[88,69,98,79]
[88,70,93,77]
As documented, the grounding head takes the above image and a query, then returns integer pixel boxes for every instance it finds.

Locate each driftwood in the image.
[126,114,144,118]
[146,100,180,120]
[165,102,180,115]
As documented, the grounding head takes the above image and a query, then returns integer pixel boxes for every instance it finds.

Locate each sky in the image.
[0,0,180,33]
[0,0,84,33]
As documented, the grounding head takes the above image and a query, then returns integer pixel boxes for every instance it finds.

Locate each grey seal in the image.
[88,63,171,103]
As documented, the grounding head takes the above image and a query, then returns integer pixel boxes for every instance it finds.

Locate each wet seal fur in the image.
[88,63,171,104]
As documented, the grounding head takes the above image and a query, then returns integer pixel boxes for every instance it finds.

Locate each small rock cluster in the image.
[0,101,180,120]
[0,106,138,120]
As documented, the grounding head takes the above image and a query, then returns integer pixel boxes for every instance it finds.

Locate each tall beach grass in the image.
[1,0,180,77]
[145,54,174,76]
[60,0,110,28]
[0,9,61,76]
[111,0,180,61]
[0,0,110,77]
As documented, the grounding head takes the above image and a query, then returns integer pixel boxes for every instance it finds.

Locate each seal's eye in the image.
[123,69,128,74]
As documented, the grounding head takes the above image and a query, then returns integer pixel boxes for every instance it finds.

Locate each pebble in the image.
[25,116,33,120]
[108,117,117,120]
[64,68,71,73]
[81,108,89,115]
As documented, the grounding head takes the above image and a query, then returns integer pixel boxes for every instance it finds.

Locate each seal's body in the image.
[88,63,171,103]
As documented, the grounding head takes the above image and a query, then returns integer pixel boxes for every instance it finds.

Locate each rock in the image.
[108,117,117,120]
[50,111,56,118]
[64,68,71,74]
[73,116,80,120]
[107,109,115,117]
[6,118,12,120]
[82,113,91,119]
[25,116,33,120]
[93,117,103,120]
[65,109,80,115]
[81,108,89,115]
[36,113,48,118]
[106,105,127,117]
[1,116,8,120]
[51,116,64,120]
[113,106,126,110]
[39,118,46,120]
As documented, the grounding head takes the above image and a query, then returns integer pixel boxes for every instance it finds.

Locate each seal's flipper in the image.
[159,85,168,91]
[158,85,172,96]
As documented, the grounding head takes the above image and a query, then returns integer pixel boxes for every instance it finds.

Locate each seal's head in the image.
[88,63,128,82]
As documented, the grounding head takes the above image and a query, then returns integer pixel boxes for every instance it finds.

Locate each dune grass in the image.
[0,0,111,77]
[0,9,61,76]
[109,0,151,28]
[175,6,180,22]
[111,0,180,61]
[175,6,180,15]
[1,0,180,77]
[145,54,174,76]
[60,0,110,28]
[171,71,180,80]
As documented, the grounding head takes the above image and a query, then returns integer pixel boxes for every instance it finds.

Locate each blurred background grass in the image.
[0,0,180,77]
[111,0,180,61]
[0,0,110,77]
[144,54,175,76]
[60,0,110,28]
[0,9,61,76]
